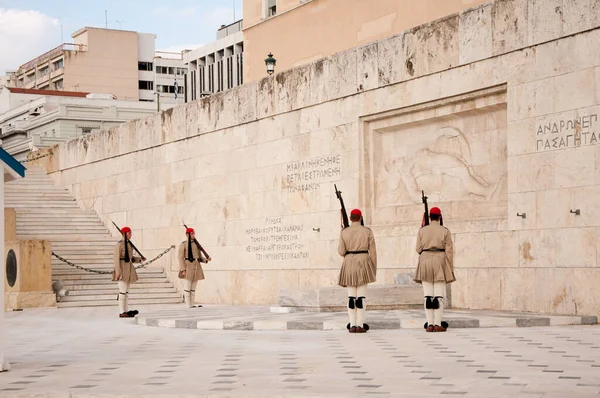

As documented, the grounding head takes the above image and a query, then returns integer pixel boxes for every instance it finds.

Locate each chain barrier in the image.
[51,245,176,275]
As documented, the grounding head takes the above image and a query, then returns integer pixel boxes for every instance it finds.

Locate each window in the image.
[52,59,64,71]
[157,66,185,75]
[53,79,63,90]
[138,62,153,71]
[266,0,277,17]
[138,80,154,90]
[82,127,93,134]
[39,66,49,76]
[217,60,223,92]
[199,66,205,93]
[237,53,244,86]
[227,57,233,89]
[191,70,197,101]
[208,64,214,93]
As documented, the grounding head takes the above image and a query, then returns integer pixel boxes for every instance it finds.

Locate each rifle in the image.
[421,190,430,227]
[334,184,363,229]
[334,184,349,229]
[183,221,211,261]
[110,220,146,261]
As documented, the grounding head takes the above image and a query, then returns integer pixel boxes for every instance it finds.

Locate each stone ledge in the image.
[278,284,423,312]
[135,306,597,332]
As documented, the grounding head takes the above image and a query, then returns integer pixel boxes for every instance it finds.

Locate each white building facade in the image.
[184,20,244,102]
[0,88,157,161]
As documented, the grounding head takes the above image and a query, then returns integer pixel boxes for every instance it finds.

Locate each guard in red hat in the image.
[178,227,209,308]
[414,206,455,332]
[337,208,377,333]
[112,226,146,318]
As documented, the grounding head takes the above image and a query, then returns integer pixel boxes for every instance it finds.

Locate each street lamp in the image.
[265,52,276,75]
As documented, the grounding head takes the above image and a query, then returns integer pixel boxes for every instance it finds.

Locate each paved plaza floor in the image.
[1,305,600,397]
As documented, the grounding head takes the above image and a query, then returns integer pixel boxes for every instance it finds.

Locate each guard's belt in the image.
[345,251,368,255]
[422,248,445,252]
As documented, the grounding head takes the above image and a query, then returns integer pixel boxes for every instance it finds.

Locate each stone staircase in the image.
[4,165,182,308]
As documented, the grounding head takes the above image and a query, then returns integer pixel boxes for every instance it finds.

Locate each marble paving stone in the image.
[3,305,600,397]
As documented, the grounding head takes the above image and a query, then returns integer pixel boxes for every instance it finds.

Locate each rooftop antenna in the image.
[116,20,124,29]
[105,10,107,28]
[233,0,235,21]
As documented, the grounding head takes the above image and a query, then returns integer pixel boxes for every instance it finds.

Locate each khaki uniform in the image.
[112,240,142,315]
[414,221,455,284]
[337,223,377,287]
[337,222,377,331]
[178,240,207,281]
[178,240,208,307]
[414,220,455,330]
[112,240,141,283]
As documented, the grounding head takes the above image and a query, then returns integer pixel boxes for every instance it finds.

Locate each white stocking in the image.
[183,279,193,308]
[434,282,446,326]
[422,281,434,326]
[347,286,357,327]
[118,281,129,313]
[356,284,368,327]
[190,280,198,307]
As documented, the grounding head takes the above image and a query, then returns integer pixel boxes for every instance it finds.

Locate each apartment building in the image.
[0,87,156,161]
[242,0,487,82]
[10,27,183,110]
[184,20,244,102]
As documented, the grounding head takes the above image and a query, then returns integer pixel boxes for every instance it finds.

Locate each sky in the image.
[0,0,243,74]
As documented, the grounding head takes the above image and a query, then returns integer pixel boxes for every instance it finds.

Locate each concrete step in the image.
[37,237,117,243]
[15,209,97,215]
[60,278,173,286]
[53,272,168,281]
[52,258,114,265]
[51,251,114,257]
[52,268,165,277]
[18,230,111,236]
[68,282,175,290]
[16,219,104,225]
[67,287,178,297]
[9,203,79,208]
[58,291,181,302]
[57,297,183,308]
[5,192,73,197]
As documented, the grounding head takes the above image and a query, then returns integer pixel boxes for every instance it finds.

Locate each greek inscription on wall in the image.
[285,155,341,193]
[245,217,309,261]
[536,114,599,152]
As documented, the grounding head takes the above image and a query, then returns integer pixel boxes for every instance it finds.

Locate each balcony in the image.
[1,120,29,136]
[17,43,87,75]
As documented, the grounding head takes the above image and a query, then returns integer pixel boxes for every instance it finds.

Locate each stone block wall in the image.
[31,0,600,315]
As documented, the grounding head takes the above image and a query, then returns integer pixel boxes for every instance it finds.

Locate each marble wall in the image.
[31,0,600,315]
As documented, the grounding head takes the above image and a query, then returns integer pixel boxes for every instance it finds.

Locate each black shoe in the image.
[193,304,203,308]
[127,310,139,316]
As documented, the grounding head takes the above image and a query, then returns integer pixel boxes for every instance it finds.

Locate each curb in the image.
[136,315,598,331]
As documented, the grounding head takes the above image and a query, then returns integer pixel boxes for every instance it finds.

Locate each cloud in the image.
[0,8,60,74]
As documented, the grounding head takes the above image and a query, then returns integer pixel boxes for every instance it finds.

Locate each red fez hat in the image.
[186,228,195,234]
[350,208,362,217]
[430,207,441,215]
[121,226,131,234]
